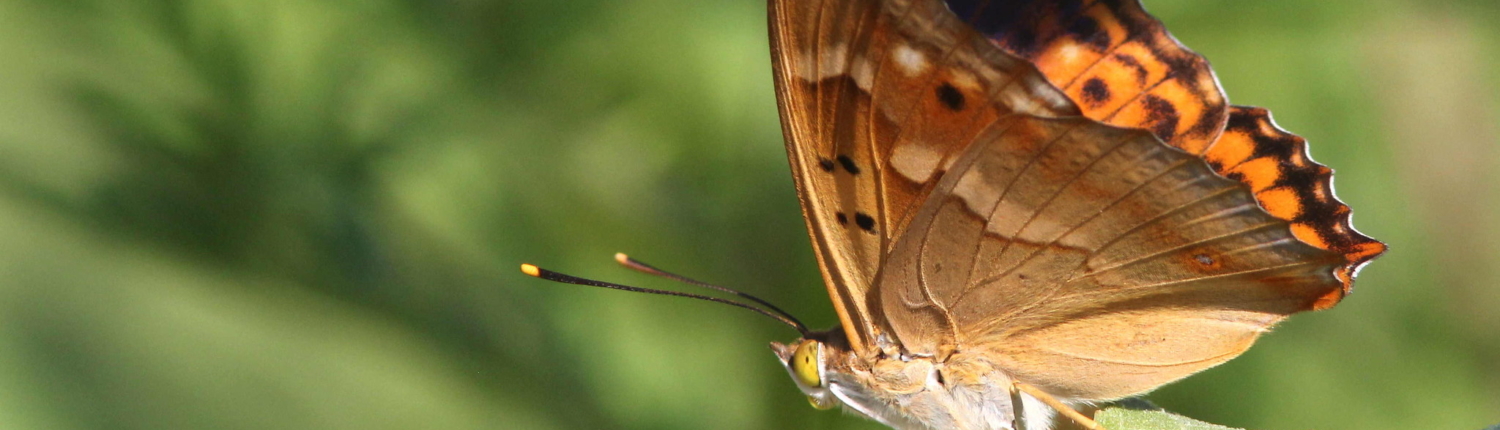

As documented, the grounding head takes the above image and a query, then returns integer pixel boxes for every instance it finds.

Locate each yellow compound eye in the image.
[791,341,822,388]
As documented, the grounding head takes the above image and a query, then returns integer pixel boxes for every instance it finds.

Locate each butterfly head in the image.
[771,338,838,409]
[771,328,875,413]
[772,332,1019,430]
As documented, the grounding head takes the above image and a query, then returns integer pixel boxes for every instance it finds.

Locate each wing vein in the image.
[963,122,1139,297]
[966,150,1193,291]
[1056,2,1133,91]
[1063,258,1325,299]
[1084,221,1288,278]
[1074,168,1238,265]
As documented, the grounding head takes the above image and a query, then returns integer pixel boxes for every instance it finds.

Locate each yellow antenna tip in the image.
[520,264,541,277]
[614,253,630,264]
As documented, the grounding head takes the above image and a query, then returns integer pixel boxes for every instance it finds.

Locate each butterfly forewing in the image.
[769,0,1078,355]
[947,0,1230,155]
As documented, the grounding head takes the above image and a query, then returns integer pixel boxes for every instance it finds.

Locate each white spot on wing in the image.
[850,55,875,90]
[1057,40,1082,63]
[795,44,852,83]
[821,44,850,77]
[793,44,873,90]
[893,44,929,77]
[891,142,943,183]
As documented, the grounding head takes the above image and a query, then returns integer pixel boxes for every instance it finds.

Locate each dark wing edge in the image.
[1205,106,1386,307]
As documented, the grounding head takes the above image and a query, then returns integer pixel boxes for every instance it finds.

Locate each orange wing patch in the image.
[1206,107,1387,305]
[945,0,1383,304]
[949,0,1228,155]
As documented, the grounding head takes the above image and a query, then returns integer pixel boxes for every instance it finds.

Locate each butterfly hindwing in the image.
[876,114,1350,397]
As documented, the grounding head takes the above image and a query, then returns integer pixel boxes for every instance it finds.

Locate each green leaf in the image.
[1095,406,1244,430]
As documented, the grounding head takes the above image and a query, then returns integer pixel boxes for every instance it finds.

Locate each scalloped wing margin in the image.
[1204,106,1386,307]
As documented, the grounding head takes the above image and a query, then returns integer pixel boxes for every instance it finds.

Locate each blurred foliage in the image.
[1098,407,1239,430]
[0,0,1495,429]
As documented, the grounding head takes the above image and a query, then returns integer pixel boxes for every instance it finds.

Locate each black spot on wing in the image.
[836,212,849,226]
[1142,94,1180,142]
[818,157,836,172]
[854,212,876,233]
[837,155,861,175]
[936,83,966,111]
[1081,78,1110,106]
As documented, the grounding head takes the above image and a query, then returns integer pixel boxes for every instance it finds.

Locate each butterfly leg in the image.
[1009,383,1026,430]
[1014,382,1104,430]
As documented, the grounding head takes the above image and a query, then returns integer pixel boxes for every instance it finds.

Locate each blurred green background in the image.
[0,0,1494,429]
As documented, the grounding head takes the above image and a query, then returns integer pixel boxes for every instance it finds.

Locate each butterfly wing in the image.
[948,0,1385,287]
[947,0,1229,154]
[870,0,1385,398]
[876,114,1349,398]
[768,0,1080,354]
[984,110,1383,399]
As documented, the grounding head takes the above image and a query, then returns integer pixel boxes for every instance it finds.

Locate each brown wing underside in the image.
[769,0,1384,398]
[864,0,1384,399]
[768,0,1078,355]
[875,115,1348,398]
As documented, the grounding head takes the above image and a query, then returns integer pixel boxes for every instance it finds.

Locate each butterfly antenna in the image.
[612,253,805,329]
[520,263,810,335]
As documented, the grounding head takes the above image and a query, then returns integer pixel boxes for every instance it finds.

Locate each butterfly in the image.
[522,0,1385,429]
[762,0,1384,428]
